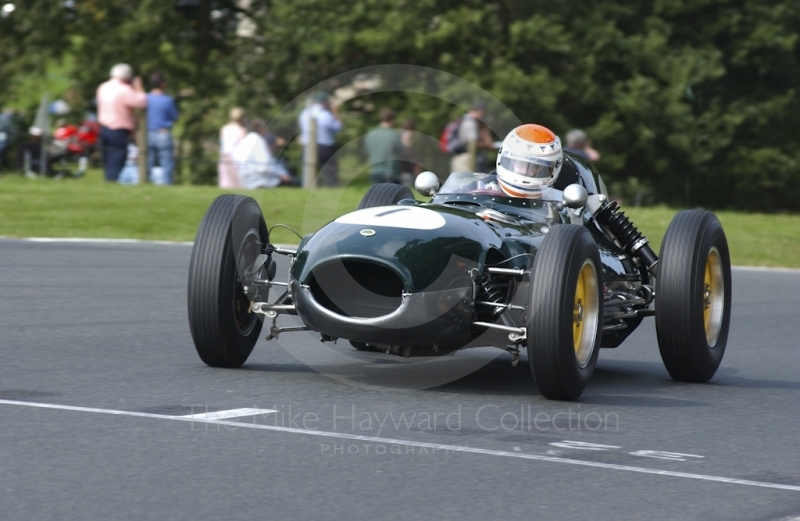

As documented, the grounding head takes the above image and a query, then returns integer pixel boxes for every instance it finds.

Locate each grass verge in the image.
[0,169,368,245]
[1,169,797,268]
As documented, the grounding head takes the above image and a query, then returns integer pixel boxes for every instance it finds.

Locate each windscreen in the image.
[437,172,561,201]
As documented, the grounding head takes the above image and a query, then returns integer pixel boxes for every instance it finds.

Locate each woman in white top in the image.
[218,107,247,188]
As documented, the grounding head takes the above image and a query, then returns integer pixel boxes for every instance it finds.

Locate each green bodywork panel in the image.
[292,194,636,293]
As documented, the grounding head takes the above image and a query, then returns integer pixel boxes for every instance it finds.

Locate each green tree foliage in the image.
[1,0,797,209]
[0,0,71,108]
[1,0,249,183]
[64,0,249,184]
[240,0,800,209]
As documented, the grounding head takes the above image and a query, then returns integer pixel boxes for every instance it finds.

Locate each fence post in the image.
[39,131,48,177]
[303,117,318,189]
[137,111,147,184]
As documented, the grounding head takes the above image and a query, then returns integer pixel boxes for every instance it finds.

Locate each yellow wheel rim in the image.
[703,247,724,346]
[573,260,599,368]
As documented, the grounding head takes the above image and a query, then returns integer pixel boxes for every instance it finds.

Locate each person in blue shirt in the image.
[146,72,179,184]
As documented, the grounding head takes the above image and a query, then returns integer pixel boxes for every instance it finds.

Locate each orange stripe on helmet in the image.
[514,124,556,144]
[498,179,541,199]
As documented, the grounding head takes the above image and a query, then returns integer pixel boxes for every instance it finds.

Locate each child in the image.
[118,141,140,185]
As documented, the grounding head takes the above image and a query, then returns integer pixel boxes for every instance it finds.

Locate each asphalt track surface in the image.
[1,238,799,521]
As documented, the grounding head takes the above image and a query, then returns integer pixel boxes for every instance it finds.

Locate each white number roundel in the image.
[335,206,446,230]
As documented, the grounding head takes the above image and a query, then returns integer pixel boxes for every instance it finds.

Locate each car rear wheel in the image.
[357,183,414,209]
[187,195,268,367]
[656,210,731,382]
[528,225,603,400]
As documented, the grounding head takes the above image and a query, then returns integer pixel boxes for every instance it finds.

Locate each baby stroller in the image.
[16,127,60,178]
[50,119,100,177]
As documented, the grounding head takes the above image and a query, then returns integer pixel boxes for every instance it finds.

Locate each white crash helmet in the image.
[496,124,563,198]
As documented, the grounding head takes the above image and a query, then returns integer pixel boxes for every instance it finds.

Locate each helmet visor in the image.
[499,155,555,180]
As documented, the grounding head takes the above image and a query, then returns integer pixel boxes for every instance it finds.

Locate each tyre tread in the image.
[188,194,265,367]
[358,183,414,209]
[656,210,731,382]
[528,225,603,400]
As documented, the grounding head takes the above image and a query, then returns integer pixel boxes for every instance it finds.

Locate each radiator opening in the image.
[309,260,404,318]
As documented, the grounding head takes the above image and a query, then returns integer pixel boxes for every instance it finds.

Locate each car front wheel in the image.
[187,195,268,367]
[527,225,603,400]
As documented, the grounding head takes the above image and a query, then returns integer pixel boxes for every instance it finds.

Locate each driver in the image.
[494,123,563,198]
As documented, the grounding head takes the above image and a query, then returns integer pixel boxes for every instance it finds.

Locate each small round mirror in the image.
[415,171,440,197]
[562,184,588,209]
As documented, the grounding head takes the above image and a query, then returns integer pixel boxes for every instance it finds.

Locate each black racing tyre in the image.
[528,225,604,400]
[187,195,269,367]
[357,183,414,209]
[655,210,731,382]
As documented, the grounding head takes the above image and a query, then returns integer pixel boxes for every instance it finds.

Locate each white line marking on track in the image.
[1,398,799,492]
[549,440,622,450]
[180,408,277,420]
[629,450,704,462]
[5,237,300,253]
[732,266,800,274]
[21,237,194,245]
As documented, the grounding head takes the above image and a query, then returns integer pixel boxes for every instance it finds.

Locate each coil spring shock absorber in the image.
[594,200,659,276]
[476,276,506,320]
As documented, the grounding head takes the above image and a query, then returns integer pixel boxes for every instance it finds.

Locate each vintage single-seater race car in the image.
[187,156,731,400]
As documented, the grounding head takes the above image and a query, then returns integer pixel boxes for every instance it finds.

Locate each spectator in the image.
[118,140,140,185]
[265,132,298,183]
[299,91,342,186]
[399,118,421,186]
[363,108,405,184]
[0,109,17,170]
[450,100,495,173]
[564,128,600,162]
[218,107,247,188]
[146,71,179,185]
[15,126,67,177]
[476,121,496,172]
[16,127,47,176]
[96,63,147,181]
[49,99,70,116]
[233,119,299,189]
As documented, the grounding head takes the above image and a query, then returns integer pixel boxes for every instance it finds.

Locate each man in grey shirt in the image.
[363,108,405,184]
[563,128,601,163]
[450,100,495,173]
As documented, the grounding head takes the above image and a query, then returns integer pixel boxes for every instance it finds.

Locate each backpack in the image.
[439,116,466,154]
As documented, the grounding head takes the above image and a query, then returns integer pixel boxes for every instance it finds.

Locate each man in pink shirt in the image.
[96,63,147,181]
